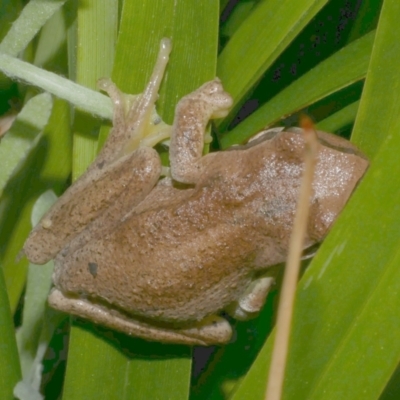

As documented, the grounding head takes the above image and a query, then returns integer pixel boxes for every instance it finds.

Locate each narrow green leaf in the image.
[220,0,230,15]
[316,100,360,132]
[0,53,112,120]
[0,0,67,57]
[220,30,374,148]
[33,6,70,70]
[217,0,328,128]
[220,1,258,41]
[0,99,72,312]
[16,191,57,381]
[0,93,53,192]
[0,268,21,399]
[347,0,383,42]
[0,6,72,313]
[352,0,400,157]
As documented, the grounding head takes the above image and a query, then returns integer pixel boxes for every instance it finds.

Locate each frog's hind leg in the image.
[48,289,232,346]
[24,147,161,264]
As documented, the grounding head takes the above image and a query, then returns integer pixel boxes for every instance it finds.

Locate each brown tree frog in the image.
[23,39,368,346]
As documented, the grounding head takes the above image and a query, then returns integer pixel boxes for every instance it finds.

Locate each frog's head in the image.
[250,127,369,243]
[277,128,369,242]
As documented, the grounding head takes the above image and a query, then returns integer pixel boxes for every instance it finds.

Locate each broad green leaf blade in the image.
[0,0,67,57]
[217,0,328,128]
[62,1,219,400]
[220,30,374,148]
[0,268,21,399]
[63,325,191,400]
[72,0,118,179]
[111,0,218,122]
[62,324,131,400]
[127,350,192,399]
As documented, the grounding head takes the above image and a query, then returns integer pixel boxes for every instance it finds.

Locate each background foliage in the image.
[0,0,399,399]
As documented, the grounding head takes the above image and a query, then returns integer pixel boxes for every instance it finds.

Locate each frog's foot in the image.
[48,289,232,346]
[225,275,275,320]
[97,39,172,166]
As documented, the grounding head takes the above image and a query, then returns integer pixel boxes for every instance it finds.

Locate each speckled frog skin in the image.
[23,39,368,345]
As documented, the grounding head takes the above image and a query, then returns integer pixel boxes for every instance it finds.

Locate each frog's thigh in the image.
[23,147,161,265]
[48,289,232,346]
[226,275,275,321]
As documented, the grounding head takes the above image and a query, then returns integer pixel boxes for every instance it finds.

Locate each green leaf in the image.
[352,0,400,156]
[0,93,53,193]
[0,268,21,399]
[0,54,113,120]
[219,30,375,148]
[316,101,360,132]
[0,6,73,313]
[0,98,72,312]
[217,0,329,129]
[71,0,118,178]
[16,191,57,382]
[0,0,67,57]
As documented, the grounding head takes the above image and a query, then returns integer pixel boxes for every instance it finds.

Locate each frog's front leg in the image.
[169,79,233,184]
[48,289,232,345]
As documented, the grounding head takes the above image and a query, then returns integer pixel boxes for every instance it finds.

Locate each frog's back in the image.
[53,176,268,323]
